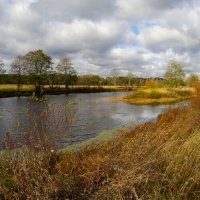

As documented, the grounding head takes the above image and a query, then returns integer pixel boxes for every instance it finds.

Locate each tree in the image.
[164,60,185,88]
[127,71,134,86]
[48,67,57,89]
[11,56,26,95]
[0,58,6,84]
[186,74,199,87]
[77,75,102,86]
[56,57,77,89]
[111,68,120,86]
[0,58,6,74]
[24,50,52,95]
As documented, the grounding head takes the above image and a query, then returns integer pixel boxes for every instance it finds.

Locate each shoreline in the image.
[0,85,133,98]
[60,122,137,153]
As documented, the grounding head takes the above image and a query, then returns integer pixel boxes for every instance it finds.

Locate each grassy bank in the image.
[0,84,132,98]
[1,96,200,199]
[61,122,135,153]
[122,87,194,105]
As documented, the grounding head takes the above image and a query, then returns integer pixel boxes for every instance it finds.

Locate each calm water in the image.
[0,92,179,147]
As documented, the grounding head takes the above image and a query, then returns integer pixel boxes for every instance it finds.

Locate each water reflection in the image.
[0,92,179,148]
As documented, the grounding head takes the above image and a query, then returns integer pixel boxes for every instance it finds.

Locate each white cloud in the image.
[0,0,200,77]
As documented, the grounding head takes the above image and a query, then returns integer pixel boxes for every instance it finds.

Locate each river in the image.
[0,92,179,148]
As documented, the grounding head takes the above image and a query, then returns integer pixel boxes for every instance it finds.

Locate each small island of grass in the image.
[122,87,194,105]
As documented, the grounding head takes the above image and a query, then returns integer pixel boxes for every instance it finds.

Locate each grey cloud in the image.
[42,19,127,56]
[31,0,117,21]
[0,0,200,77]
[116,0,190,23]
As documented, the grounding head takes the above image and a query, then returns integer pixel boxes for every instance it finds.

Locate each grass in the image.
[1,95,200,199]
[61,122,134,153]
[0,84,35,92]
[0,84,132,97]
[122,87,194,105]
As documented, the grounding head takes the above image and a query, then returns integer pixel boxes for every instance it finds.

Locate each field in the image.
[122,87,194,105]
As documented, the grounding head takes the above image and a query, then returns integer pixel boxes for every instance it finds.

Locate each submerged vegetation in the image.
[1,87,200,199]
[122,87,194,105]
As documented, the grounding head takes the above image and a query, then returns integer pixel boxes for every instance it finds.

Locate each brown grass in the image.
[1,95,200,199]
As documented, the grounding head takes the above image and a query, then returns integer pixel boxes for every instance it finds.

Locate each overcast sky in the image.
[0,0,200,77]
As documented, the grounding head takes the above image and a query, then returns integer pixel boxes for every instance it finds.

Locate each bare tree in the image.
[11,56,26,95]
[56,57,77,89]
[127,71,134,86]
[111,68,120,86]
[0,58,6,74]
[48,66,57,89]
[0,58,6,84]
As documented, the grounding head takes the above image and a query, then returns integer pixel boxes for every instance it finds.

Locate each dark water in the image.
[0,92,179,147]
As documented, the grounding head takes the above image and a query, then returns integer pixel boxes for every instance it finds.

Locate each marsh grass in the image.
[123,87,194,105]
[0,84,131,92]
[1,89,200,199]
[0,84,131,97]
[0,84,35,92]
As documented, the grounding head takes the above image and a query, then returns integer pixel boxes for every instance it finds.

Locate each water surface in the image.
[0,92,179,147]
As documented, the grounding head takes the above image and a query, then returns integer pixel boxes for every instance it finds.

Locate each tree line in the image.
[0,50,199,94]
[0,50,78,95]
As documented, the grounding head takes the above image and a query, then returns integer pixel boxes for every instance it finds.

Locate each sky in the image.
[0,0,200,77]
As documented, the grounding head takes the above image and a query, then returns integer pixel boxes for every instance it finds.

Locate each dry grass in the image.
[0,84,35,92]
[122,87,194,105]
[0,85,131,96]
[1,90,200,199]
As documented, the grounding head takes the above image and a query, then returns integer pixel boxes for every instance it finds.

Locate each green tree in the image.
[56,57,77,89]
[164,60,185,88]
[77,75,102,86]
[25,50,52,95]
[11,56,26,95]
[186,74,199,87]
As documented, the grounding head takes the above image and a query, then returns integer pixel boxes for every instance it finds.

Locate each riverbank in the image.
[0,84,133,98]
[61,122,136,152]
[122,87,194,105]
[1,96,200,199]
